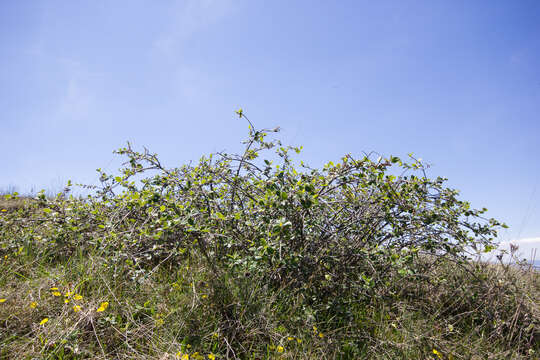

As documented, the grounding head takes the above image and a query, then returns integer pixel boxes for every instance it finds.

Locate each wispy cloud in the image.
[58,76,94,120]
[154,0,235,55]
[494,237,540,261]
[49,56,107,129]
[498,237,540,246]
[25,41,100,124]
[151,0,236,104]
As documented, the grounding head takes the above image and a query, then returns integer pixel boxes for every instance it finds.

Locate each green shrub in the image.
[1,113,536,359]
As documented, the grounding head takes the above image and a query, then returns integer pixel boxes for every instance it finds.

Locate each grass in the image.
[0,193,538,359]
[1,252,537,359]
[0,196,30,212]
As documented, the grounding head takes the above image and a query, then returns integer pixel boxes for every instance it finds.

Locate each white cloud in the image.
[493,237,540,262]
[498,237,540,246]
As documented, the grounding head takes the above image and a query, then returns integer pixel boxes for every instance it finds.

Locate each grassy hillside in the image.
[1,119,538,359]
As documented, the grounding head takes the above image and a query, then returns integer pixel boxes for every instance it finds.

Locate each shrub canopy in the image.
[10,116,504,288]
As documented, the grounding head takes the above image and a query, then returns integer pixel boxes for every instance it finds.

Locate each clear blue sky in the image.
[1,1,539,256]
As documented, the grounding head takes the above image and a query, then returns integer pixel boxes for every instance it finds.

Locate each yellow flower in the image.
[64,291,74,297]
[296,338,302,344]
[175,353,189,360]
[208,354,216,360]
[287,337,294,341]
[318,332,324,338]
[64,299,70,304]
[0,299,6,303]
[1,209,6,212]
[50,287,59,291]
[277,345,284,353]
[312,325,317,332]
[201,294,208,299]
[73,294,83,300]
[30,301,38,309]
[52,291,61,297]
[73,305,81,312]
[433,349,443,359]
[96,301,109,312]
[40,318,49,325]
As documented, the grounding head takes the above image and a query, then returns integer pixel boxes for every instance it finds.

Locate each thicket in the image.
[0,113,538,359]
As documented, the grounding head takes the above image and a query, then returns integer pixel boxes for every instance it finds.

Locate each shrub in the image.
[2,113,535,359]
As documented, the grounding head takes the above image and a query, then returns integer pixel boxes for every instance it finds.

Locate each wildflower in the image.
[96,301,109,312]
[1,209,6,212]
[64,291,74,297]
[50,287,59,291]
[208,354,216,360]
[201,294,208,299]
[64,299,70,304]
[30,301,38,309]
[0,299,6,303]
[52,291,62,297]
[318,332,324,338]
[277,345,284,353]
[176,353,189,360]
[296,338,302,344]
[312,325,317,332]
[433,349,443,359]
[73,305,81,312]
[73,294,83,300]
[40,318,49,325]
[287,337,294,341]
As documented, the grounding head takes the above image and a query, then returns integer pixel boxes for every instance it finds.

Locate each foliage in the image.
[0,113,537,359]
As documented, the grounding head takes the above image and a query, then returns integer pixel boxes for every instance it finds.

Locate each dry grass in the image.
[0,196,31,212]
[1,241,538,359]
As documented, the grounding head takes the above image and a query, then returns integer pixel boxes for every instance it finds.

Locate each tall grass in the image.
[0,208,537,359]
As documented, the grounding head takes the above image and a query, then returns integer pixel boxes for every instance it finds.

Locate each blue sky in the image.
[1,1,539,257]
